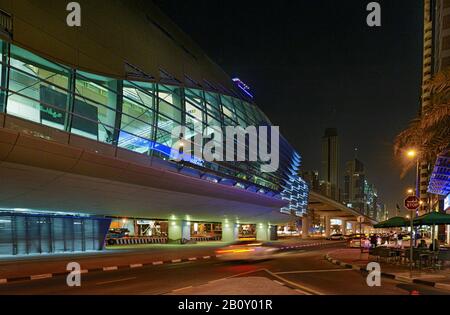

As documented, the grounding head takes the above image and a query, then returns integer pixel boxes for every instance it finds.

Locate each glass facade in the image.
[0,211,111,255]
[0,39,307,212]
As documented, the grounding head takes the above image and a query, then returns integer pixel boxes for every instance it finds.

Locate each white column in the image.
[222,222,239,243]
[256,223,269,241]
[168,220,191,243]
[342,220,347,235]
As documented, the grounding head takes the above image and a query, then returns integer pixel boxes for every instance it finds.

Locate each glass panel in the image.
[0,39,8,113]
[0,216,12,255]
[73,71,118,143]
[119,81,155,154]
[205,92,221,121]
[157,84,182,135]
[244,102,258,125]
[7,45,71,130]
[220,95,237,126]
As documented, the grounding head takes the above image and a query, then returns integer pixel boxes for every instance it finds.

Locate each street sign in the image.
[404,196,420,210]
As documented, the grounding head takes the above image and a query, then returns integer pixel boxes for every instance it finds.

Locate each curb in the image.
[324,253,450,292]
[0,241,339,285]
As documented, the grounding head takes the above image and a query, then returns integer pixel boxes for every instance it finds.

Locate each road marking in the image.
[273,280,285,286]
[295,288,309,295]
[152,261,164,265]
[103,266,118,271]
[188,257,197,261]
[172,259,182,263]
[96,277,137,286]
[0,279,7,284]
[263,269,324,295]
[172,285,193,293]
[130,264,143,268]
[203,256,211,259]
[274,269,353,275]
[30,274,52,280]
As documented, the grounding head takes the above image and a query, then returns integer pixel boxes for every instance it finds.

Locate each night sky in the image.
[154,0,422,215]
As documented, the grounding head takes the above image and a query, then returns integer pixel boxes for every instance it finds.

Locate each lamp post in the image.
[406,150,420,247]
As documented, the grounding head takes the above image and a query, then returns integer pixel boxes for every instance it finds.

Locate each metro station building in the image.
[0,1,309,255]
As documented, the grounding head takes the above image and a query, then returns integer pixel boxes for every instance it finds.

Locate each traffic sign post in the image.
[404,196,420,275]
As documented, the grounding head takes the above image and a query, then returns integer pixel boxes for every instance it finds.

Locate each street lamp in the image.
[406,150,417,159]
[407,188,414,195]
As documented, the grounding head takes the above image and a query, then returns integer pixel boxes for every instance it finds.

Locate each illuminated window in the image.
[73,71,119,143]
[7,44,71,130]
[118,81,155,154]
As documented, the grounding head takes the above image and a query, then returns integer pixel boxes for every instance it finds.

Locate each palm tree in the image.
[394,69,450,172]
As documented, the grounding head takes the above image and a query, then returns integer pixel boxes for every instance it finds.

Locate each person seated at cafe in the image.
[417,239,427,249]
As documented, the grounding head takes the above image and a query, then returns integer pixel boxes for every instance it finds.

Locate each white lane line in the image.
[172,259,182,263]
[263,269,324,296]
[275,269,353,275]
[172,286,193,293]
[203,256,211,259]
[96,277,137,286]
[30,274,52,280]
[295,288,309,295]
[273,280,285,286]
[103,266,118,271]
[130,264,143,268]
[188,257,197,261]
[152,261,164,265]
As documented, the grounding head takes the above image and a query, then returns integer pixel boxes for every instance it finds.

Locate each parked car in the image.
[327,233,344,240]
[349,237,369,248]
[215,241,280,261]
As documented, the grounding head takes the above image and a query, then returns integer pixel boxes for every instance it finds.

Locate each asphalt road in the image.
[0,244,448,295]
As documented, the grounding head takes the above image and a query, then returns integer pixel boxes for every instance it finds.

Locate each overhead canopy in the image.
[374,216,409,228]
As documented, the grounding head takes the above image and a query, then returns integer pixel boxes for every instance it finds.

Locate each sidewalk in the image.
[0,238,335,282]
[326,248,450,291]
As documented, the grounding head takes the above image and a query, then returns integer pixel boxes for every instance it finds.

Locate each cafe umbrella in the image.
[373,216,409,228]
[413,212,450,250]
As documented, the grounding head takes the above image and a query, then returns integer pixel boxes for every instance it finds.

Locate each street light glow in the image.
[407,188,414,194]
[406,150,417,158]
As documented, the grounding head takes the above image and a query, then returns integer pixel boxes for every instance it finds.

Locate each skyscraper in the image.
[343,159,365,213]
[418,0,450,214]
[321,128,340,201]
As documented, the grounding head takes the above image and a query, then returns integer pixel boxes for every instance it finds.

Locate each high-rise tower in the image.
[320,128,340,201]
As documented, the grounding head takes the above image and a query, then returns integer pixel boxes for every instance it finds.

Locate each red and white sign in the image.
[404,196,420,210]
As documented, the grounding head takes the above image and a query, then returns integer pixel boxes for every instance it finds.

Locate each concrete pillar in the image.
[325,216,331,238]
[302,215,310,239]
[256,223,269,241]
[222,222,239,243]
[342,220,347,235]
[168,220,191,243]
